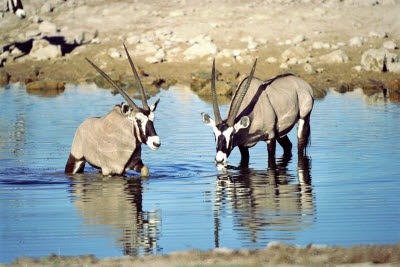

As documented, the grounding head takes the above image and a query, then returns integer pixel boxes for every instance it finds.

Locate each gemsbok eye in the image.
[65,44,161,177]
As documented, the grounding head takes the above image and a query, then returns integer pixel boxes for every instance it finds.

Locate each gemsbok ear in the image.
[121,102,131,116]
[150,98,160,112]
[201,113,215,127]
[234,116,250,132]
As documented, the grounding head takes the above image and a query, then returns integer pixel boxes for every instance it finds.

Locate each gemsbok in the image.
[201,60,314,170]
[2,0,26,18]
[65,44,161,176]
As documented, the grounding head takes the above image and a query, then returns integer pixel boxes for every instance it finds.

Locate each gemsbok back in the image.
[201,60,314,170]
[65,44,161,176]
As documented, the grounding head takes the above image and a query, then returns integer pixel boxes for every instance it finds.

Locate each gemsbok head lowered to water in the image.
[201,60,314,170]
[65,44,160,176]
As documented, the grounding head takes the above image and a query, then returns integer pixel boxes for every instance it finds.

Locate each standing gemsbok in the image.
[65,44,161,176]
[201,60,314,169]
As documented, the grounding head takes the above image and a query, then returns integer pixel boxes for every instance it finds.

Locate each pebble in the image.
[349,37,363,47]
[108,48,121,59]
[184,40,218,61]
[266,57,277,64]
[304,63,313,74]
[319,50,349,63]
[383,40,398,50]
[39,21,58,35]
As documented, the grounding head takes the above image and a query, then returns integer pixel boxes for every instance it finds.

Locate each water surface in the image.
[0,84,399,263]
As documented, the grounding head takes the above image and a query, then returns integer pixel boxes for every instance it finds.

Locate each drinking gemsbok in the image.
[201,60,314,169]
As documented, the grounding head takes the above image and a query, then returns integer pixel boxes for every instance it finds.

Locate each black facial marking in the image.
[215,122,233,156]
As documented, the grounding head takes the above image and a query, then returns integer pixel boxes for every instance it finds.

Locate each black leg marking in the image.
[278,135,293,156]
[238,145,249,167]
[267,138,277,169]
[65,153,86,174]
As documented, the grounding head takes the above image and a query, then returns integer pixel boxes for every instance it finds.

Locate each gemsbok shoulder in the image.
[201,60,314,170]
[65,44,161,176]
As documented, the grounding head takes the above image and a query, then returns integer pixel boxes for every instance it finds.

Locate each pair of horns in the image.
[85,43,149,111]
[211,59,257,126]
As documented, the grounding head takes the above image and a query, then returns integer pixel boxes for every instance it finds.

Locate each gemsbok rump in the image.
[65,44,161,176]
[201,60,314,169]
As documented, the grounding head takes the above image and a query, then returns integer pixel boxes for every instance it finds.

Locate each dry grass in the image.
[3,243,400,267]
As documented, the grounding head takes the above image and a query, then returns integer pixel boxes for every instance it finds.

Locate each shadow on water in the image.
[68,175,161,256]
[214,155,314,248]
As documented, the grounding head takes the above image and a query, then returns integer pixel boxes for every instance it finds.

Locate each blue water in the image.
[0,84,399,263]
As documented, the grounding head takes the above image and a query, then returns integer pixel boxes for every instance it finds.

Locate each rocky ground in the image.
[1,0,400,100]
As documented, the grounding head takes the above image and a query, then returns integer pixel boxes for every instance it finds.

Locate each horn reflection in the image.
[214,154,314,248]
[69,176,161,256]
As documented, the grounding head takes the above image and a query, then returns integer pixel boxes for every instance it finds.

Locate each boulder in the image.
[361,48,400,72]
[387,79,400,93]
[38,21,58,35]
[319,50,349,63]
[184,40,218,61]
[349,37,363,47]
[383,40,398,50]
[313,88,327,99]
[0,69,11,86]
[26,81,65,97]
[198,81,234,96]
[281,46,308,62]
[29,39,62,60]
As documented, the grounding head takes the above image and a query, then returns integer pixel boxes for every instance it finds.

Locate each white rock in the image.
[369,31,388,38]
[387,62,400,73]
[29,39,62,60]
[169,10,185,17]
[26,30,41,38]
[319,50,349,63]
[312,41,324,49]
[91,38,100,44]
[352,65,363,72]
[279,62,289,69]
[126,35,140,45]
[383,40,398,50]
[39,21,58,35]
[361,48,399,72]
[184,40,218,61]
[349,37,363,47]
[108,48,121,59]
[316,67,324,73]
[281,46,308,62]
[236,55,254,64]
[287,58,298,65]
[145,49,165,63]
[266,57,277,63]
[293,34,306,44]
[135,41,160,55]
[304,63,313,74]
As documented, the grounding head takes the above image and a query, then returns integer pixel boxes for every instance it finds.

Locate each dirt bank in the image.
[4,242,400,266]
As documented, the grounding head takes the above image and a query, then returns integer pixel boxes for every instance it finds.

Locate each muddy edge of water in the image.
[4,243,400,266]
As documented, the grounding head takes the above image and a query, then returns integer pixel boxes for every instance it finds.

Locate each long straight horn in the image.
[211,59,222,124]
[123,43,149,110]
[226,59,257,126]
[86,58,139,110]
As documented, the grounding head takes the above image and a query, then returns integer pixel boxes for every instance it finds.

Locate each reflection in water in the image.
[69,176,161,256]
[214,155,314,248]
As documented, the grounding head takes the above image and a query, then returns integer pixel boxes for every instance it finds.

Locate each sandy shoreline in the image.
[3,242,400,266]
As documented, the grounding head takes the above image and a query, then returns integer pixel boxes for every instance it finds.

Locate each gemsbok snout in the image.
[201,60,314,170]
[65,44,161,176]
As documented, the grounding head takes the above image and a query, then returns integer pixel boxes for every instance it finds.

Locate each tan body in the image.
[230,75,314,149]
[66,105,148,176]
